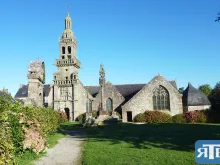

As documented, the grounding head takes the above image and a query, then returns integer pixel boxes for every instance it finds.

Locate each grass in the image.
[15,122,80,165]
[82,123,220,165]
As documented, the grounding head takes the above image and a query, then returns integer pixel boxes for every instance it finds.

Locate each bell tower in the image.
[52,12,81,121]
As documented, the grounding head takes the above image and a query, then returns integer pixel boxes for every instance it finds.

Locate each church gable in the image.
[122,74,183,122]
[92,81,125,111]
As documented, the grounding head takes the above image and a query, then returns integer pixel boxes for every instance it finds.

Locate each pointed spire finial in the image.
[67,3,70,16]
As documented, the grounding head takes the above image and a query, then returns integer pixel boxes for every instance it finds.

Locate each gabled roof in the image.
[85,80,177,101]
[182,83,211,106]
[14,85,28,98]
[14,85,50,98]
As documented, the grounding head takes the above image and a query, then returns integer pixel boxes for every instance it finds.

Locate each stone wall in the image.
[27,79,44,107]
[122,75,183,122]
[92,82,125,111]
[184,105,211,112]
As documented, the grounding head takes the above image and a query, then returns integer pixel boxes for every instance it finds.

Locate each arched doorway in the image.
[64,108,70,120]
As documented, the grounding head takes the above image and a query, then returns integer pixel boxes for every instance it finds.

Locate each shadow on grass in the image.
[82,123,220,152]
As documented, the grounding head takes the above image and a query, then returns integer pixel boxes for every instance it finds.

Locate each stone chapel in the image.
[15,13,211,122]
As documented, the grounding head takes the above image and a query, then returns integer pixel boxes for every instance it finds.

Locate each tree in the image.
[178,87,184,94]
[209,82,220,111]
[198,84,212,96]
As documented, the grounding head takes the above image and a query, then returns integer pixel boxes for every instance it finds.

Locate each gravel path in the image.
[34,130,86,165]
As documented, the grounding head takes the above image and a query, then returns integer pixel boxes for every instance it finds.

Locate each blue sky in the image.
[0,0,220,96]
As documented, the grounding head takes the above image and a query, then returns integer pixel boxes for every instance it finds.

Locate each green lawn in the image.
[82,123,220,165]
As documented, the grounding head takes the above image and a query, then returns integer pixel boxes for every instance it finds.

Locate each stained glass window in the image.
[152,86,170,110]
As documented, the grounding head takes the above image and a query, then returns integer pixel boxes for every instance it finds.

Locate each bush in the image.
[144,111,171,123]
[206,109,220,123]
[0,121,15,165]
[58,111,68,123]
[134,113,146,122]
[184,111,207,123]
[134,111,171,123]
[195,111,207,123]
[172,114,186,123]
[75,113,86,122]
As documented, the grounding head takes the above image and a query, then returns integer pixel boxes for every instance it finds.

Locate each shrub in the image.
[58,111,68,123]
[134,111,171,123]
[0,121,15,165]
[75,113,86,122]
[206,109,220,123]
[195,111,207,123]
[184,111,197,123]
[184,111,207,123]
[92,110,98,118]
[172,114,186,123]
[144,111,171,123]
[134,113,146,122]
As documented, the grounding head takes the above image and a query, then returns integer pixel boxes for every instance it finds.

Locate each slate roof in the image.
[14,85,28,98]
[182,83,211,106]
[14,80,178,101]
[85,80,177,101]
[14,85,50,98]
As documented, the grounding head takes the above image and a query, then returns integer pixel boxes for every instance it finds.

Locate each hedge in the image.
[0,95,67,164]
[134,111,171,123]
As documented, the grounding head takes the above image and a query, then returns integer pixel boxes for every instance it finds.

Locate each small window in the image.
[106,98,113,111]
[66,69,68,71]
[74,75,76,79]
[68,46,71,54]
[54,76,56,80]
[66,77,68,80]
[68,55,71,59]
[62,47,65,54]
[62,56,65,59]
[39,93,42,96]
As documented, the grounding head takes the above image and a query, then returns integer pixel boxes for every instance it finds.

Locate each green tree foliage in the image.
[178,87,184,94]
[198,84,212,96]
[209,82,220,111]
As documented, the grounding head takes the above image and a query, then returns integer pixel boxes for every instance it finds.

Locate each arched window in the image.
[86,100,92,112]
[74,75,76,79]
[62,47,65,54]
[106,98,113,111]
[152,86,170,110]
[68,46,71,54]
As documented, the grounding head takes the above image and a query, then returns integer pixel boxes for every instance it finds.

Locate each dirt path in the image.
[34,130,86,165]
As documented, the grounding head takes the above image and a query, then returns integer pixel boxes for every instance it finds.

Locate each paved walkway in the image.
[34,130,86,165]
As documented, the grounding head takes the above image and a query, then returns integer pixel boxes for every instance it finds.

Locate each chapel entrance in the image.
[64,108,70,121]
[127,111,132,122]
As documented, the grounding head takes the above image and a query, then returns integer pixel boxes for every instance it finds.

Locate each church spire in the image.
[99,64,106,87]
[65,12,72,29]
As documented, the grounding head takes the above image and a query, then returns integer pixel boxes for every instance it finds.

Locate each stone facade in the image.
[92,82,125,112]
[122,75,183,122]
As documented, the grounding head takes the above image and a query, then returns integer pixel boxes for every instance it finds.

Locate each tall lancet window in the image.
[86,100,92,113]
[68,46,71,54]
[106,98,113,111]
[152,86,170,110]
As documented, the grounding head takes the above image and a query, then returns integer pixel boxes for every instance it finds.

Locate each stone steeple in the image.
[99,64,106,87]
[52,12,81,121]
[99,64,105,111]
